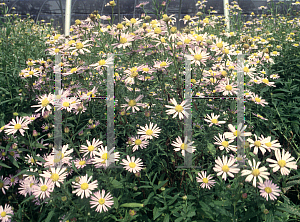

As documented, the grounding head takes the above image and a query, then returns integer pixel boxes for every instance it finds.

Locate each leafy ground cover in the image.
[0,0,300,221]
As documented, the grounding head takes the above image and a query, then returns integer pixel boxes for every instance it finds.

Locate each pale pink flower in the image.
[188,46,209,66]
[251,94,268,106]
[4,116,31,136]
[90,190,114,213]
[31,93,54,116]
[216,78,238,96]
[213,133,237,153]
[196,171,216,189]
[0,176,10,195]
[0,204,14,222]
[120,155,144,173]
[130,135,149,152]
[121,95,144,113]
[40,167,68,188]
[80,138,103,158]
[224,123,252,142]
[92,146,120,168]
[247,134,270,155]
[32,178,54,200]
[258,180,280,201]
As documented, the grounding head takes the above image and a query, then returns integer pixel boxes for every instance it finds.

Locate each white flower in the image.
[165,98,191,120]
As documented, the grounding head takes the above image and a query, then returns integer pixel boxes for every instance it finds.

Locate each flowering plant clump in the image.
[0,0,300,221]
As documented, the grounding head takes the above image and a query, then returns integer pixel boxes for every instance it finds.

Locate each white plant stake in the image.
[223,0,230,32]
[65,0,72,37]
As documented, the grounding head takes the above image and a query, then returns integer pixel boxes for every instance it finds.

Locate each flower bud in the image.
[263,209,269,215]
[242,193,247,199]
[64,127,70,134]
[75,177,80,183]
[135,172,141,178]
[161,187,165,191]
[33,130,38,137]
[88,119,93,124]
[133,186,138,191]
[129,209,136,216]
[13,112,18,116]
[78,130,84,136]
[182,195,187,200]
[226,184,231,189]
[145,110,151,117]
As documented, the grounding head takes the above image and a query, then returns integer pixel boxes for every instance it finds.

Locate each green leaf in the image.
[120,203,144,208]
[143,192,154,206]
[163,214,170,222]
[153,206,162,220]
[277,202,300,217]
[111,179,123,188]
[0,162,11,168]
[45,210,55,222]
[8,155,19,168]
[207,143,216,156]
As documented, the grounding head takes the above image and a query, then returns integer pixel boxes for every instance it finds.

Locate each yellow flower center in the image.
[63,102,70,107]
[143,67,149,72]
[42,98,50,107]
[101,153,109,160]
[254,141,261,147]
[98,60,106,66]
[29,71,34,75]
[211,119,218,124]
[30,183,34,187]
[51,173,59,182]
[11,178,15,182]
[146,129,153,136]
[1,212,6,217]
[175,105,183,112]
[9,151,15,156]
[194,54,202,61]
[81,183,89,190]
[41,185,48,192]
[30,158,35,163]
[129,162,136,168]
[221,141,229,147]
[44,126,49,130]
[98,198,105,205]
[255,97,261,103]
[128,100,136,107]
[184,15,191,20]
[184,39,190,44]
[244,67,249,73]
[135,139,142,145]
[88,145,95,152]
[54,48,60,53]
[222,165,229,173]
[160,62,167,67]
[120,37,127,44]
[71,68,77,73]
[265,142,272,147]
[180,143,187,150]
[225,85,233,91]
[264,187,272,194]
[1,152,5,156]
[154,28,162,34]
[217,42,223,48]
[117,23,123,29]
[202,178,209,183]
[14,123,22,130]
[252,169,260,176]
[76,42,83,49]
[233,130,241,137]
[262,79,269,84]
[161,37,166,43]
[0,182,3,188]
[79,160,86,165]
[278,159,286,167]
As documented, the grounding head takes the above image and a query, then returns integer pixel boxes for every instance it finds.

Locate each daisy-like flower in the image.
[92,146,120,168]
[165,98,191,120]
[40,167,68,188]
[72,174,98,199]
[266,149,297,176]
[196,171,216,189]
[213,133,237,153]
[7,174,18,186]
[241,159,270,187]
[188,46,209,66]
[130,135,149,152]
[224,123,252,142]
[171,136,196,156]
[58,97,81,112]
[0,204,14,222]
[4,116,31,136]
[261,136,281,152]
[32,178,54,200]
[216,78,239,96]
[213,155,240,181]
[90,190,114,213]
[120,155,144,173]
[68,40,92,55]
[31,93,54,116]
[18,176,38,197]
[257,180,280,201]
[24,113,41,122]
[89,56,114,70]
[46,144,74,167]
[153,59,172,70]
[204,113,226,127]
[80,138,103,158]
[0,176,10,195]
[121,95,144,113]
[247,134,270,155]
[137,122,161,140]
[113,33,135,49]
[74,158,91,169]
[251,94,268,106]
